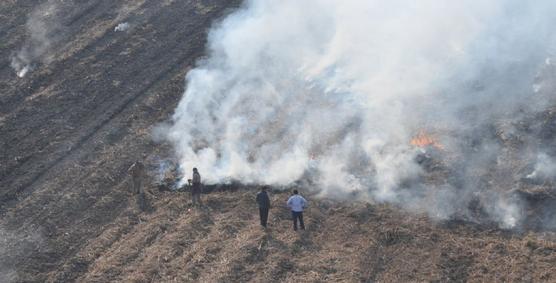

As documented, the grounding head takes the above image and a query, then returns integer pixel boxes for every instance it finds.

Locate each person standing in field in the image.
[286,189,307,231]
[256,186,271,228]
[128,160,146,211]
[191,167,202,206]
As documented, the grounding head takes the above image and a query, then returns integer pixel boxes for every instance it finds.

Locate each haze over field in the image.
[2,0,556,281]
[163,0,556,228]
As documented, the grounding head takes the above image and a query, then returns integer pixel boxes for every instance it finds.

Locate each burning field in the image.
[160,0,556,230]
[1,0,556,282]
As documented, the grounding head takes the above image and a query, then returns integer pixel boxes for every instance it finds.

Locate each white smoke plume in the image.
[114,22,130,32]
[162,0,556,228]
[527,153,556,180]
[10,1,64,78]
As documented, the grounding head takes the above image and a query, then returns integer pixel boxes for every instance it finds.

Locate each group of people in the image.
[129,162,309,231]
[257,186,308,231]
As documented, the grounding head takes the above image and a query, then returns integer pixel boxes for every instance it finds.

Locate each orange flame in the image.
[410,131,443,150]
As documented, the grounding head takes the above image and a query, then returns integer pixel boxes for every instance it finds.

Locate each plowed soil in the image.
[1,1,555,282]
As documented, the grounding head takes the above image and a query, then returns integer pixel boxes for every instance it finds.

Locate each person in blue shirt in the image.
[286,189,307,231]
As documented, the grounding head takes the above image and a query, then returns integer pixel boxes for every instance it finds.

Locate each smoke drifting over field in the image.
[0,227,43,283]
[163,0,556,228]
[10,1,64,78]
[527,153,556,180]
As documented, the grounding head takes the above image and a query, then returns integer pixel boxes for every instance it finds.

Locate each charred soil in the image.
[1,1,555,282]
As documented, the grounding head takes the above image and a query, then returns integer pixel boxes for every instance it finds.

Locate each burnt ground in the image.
[0,1,555,282]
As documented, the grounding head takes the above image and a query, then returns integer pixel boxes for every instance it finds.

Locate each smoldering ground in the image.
[9,0,138,78]
[10,0,66,78]
[159,0,556,229]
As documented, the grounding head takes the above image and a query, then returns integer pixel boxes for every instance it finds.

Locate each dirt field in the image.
[0,1,243,281]
[1,1,555,282]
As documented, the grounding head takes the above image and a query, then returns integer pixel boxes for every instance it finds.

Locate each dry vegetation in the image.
[65,188,556,282]
[0,1,555,282]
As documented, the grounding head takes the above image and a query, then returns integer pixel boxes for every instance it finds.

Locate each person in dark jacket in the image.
[256,186,271,228]
[128,160,146,211]
[190,168,202,206]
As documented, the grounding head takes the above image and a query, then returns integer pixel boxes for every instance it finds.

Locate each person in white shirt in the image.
[286,189,307,231]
